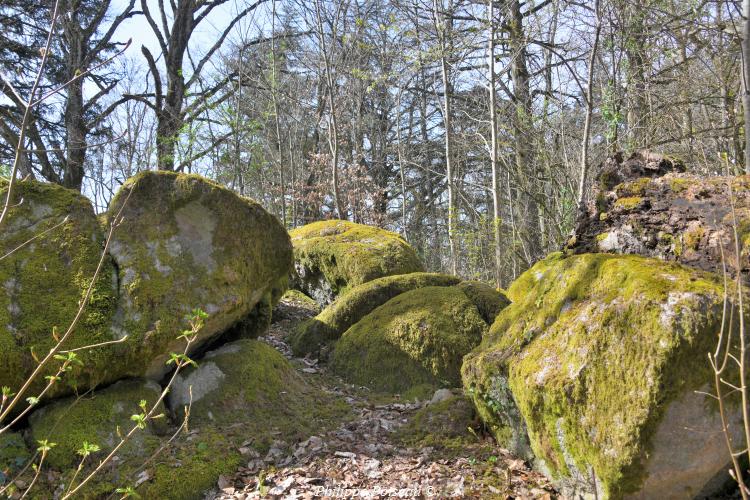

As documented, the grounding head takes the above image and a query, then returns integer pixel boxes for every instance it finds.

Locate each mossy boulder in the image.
[289,220,424,305]
[278,289,320,313]
[28,379,165,470]
[463,252,741,499]
[0,179,118,400]
[455,281,510,324]
[331,286,487,399]
[106,171,293,379]
[0,432,31,486]
[167,339,349,437]
[395,394,478,453]
[290,272,460,357]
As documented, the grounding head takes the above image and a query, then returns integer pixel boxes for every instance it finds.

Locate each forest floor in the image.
[209,299,556,499]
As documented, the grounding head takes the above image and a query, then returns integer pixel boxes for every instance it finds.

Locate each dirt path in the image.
[211,300,556,499]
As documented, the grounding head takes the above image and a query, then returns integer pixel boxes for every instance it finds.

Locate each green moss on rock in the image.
[136,429,241,500]
[613,196,644,211]
[456,281,510,324]
[463,252,731,498]
[331,287,487,399]
[168,339,349,443]
[290,272,460,357]
[395,395,478,454]
[28,379,165,469]
[105,171,293,380]
[289,220,424,305]
[279,289,320,313]
[0,432,31,485]
[0,179,118,400]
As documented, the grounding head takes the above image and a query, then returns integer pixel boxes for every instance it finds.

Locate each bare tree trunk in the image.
[433,0,458,275]
[487,0,502,287]
[743,0,750,173]
[508,0,541,262]
[315,0,346,220]
[271,0,286,224]
[576,0,602,211]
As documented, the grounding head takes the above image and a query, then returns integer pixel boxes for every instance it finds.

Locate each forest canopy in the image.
[0,0,744,285]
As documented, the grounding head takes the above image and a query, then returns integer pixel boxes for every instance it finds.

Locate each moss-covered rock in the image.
[331,287,487,399]
[463,252,739,499]
[279,289,320,313]
[395,394,478,453]
[289,220,424,305]
[106,171,293,380]
[290,272,460,357]
[0,179,118,400]
[456,281,510,324]
[28,379,165,470]
[135,428,242,500]
[167,339,349,437]
[0,432,31,486]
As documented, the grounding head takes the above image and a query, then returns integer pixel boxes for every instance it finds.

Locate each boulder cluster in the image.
[1,153,747,499]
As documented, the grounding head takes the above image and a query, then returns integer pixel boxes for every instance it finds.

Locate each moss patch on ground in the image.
[289,272,460,357]
[0,179,118,401]
[463,252,729,497]
[331,287,487,399]
[289,220,424,305]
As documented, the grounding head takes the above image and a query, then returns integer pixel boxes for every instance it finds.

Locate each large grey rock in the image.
[105,171,293,379]
[463,252,742,499]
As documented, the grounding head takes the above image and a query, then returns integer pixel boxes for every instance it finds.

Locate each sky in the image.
[110,0,273,72]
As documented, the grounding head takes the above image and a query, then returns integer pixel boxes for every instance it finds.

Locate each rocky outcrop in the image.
[463,252,741,499]
[0,179,118,400]
[0,172,293,404]
[289,220,424,305]
[569,151,750,277]
[106,171,293,380]
[290,272,461,357]
[330,286,490,399]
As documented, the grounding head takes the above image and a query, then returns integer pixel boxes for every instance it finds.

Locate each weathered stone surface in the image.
[289,220,424,306]
[106,171,293,379]
[594,150,685,193]
[0,179,118,399]
[569,151,750,278]
[463,252,741,499]
[331,286,487,399]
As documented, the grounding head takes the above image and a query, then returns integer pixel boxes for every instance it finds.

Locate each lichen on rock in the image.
[289,272,460,357]
[105,171,293,380]
[331,286,487,399]
[0,179,118,400]
[569,152,750,279]
[463,252,737,498]
[289,220,424,305]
